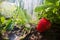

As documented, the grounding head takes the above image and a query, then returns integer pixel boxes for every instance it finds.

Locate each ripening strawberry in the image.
[36,18,51,32]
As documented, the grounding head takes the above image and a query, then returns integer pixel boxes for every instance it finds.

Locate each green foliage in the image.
[5,19,14,31]
[0,6,32,33]
[1,17,5,24]
[35,0,60,24]
[13,7,31,25]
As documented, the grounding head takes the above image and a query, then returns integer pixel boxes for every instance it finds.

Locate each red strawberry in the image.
[36,18,51,32]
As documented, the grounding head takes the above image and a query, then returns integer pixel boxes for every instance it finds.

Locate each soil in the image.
[1,24,60,40]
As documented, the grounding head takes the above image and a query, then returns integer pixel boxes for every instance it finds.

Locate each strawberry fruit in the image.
[36,18,51,32]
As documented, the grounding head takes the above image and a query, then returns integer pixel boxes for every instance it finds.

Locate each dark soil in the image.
[23,26,60,40]
[1,24,60,40]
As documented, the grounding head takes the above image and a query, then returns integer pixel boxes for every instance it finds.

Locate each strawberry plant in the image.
[35,0,60,24]
[35,0,60,40]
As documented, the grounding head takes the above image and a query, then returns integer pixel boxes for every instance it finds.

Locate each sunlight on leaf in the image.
[1,17,5,24]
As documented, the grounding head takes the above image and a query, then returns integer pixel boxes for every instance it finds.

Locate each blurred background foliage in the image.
[0,0,33,37]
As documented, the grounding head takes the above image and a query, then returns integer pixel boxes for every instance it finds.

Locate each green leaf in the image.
[56,1,60,6]
[35,5,47,12]
[5,20,14,31]
[1,17,5,24]
[46,0,59,3]
[35,4,53,12]
[53,8,57,13]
